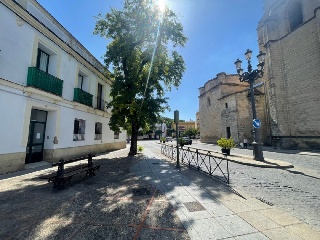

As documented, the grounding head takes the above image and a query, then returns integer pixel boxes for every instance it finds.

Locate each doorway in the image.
[25,109,47,164]
[226,127,231,139]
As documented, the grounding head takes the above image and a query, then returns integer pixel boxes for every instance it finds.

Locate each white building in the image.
[0,0,126,174]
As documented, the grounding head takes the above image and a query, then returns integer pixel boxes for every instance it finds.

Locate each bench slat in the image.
[49,154,99,188]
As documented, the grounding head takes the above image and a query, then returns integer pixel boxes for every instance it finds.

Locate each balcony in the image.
[27,67,63,96]
[73,88,93,107]
[95,96,105,111]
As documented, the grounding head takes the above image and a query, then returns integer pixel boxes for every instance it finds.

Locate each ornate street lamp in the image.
[234,49,266,161]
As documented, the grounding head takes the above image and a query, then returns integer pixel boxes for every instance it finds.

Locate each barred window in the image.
[94,122,102,140]
[114,131,119,139]
[73,119,86,141]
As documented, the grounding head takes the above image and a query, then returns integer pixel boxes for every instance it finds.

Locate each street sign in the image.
[253,119,261,128]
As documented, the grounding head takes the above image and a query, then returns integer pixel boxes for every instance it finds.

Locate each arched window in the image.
[288,1,303,31]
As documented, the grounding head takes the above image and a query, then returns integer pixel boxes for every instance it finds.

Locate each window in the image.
[73,119,86,141]
[77,71,89,92]
[207,97,211,106]
[226,127,231,139]
[225,103,228,108]
[97,83,104,111]
[289,1,303,31]
[94,122,102,140]
[114,131,119,139]
[78,74,84,90]
[36,49,50,73]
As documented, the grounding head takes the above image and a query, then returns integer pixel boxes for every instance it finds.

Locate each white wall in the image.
[0,5,34,85]
[0,87,27,154]
[0,1,126,159]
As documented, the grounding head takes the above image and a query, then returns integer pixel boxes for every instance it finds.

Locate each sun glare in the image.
[157,0,167,12]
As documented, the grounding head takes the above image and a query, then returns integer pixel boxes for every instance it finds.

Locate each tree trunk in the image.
[129,122,138,155]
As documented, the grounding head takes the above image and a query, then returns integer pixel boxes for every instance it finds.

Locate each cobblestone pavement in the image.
[148,140,320,230]
[0,147,190,240]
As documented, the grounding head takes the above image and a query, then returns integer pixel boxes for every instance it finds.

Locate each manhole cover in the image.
[132,188,150,196]
[183,201,205,212]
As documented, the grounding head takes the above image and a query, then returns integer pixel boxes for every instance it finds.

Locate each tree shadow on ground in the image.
[0,152,191,240]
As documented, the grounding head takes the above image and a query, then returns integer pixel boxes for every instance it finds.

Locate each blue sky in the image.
[37,0,264,121]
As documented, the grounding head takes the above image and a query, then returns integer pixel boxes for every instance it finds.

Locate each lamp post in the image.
[234,49,266,161]
[174,110,180,168]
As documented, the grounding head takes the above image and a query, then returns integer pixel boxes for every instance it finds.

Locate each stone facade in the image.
[258,0,320,149]
[198,73,267,144]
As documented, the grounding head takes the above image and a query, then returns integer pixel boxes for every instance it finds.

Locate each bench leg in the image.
[87,168,95,176]
[53,178,64,189]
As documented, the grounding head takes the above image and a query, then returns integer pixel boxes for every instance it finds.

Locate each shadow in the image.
[147,151,243,201]
[0,164,54,181]
[0,150,192,240]
[283,169,320,180]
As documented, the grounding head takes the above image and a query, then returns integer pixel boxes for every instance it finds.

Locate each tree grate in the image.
[132,188,151,196]
[183,201,206,212]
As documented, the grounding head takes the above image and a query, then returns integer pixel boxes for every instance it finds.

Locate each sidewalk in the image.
[132,147,320,240]
[0,146,319,239]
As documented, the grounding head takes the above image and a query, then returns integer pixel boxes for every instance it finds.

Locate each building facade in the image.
[258,0,320,148]
[0,0,126,174]
[198,72,267,144]
[171,121,197,137]
[196,111,200,132]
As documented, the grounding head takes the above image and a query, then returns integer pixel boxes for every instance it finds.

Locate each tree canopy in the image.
[94,0,187,155]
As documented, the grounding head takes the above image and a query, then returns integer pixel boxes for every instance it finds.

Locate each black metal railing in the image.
[161,143,229,184]
[94,96,109,112]
[94,134,102,140]
[27,67,63,96]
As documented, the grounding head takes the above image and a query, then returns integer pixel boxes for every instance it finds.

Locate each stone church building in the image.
[258,0,320,149]
[199,73,266,144]
[199,0,320,149]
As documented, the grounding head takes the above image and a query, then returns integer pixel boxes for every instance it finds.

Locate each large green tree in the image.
[94,0,187,155]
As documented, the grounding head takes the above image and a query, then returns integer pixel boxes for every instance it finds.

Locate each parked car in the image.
[182,137,192,145]
[166,137,173,142]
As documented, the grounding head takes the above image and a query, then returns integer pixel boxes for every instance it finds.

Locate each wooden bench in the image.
[48,153,100,189]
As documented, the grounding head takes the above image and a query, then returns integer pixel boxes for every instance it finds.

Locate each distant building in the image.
[155,123,167,138]
[198,73,266,144]
[258,0,320,148]
[172,121,197,137]
[0,0,126,174]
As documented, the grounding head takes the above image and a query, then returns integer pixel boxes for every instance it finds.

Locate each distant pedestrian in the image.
[243,138,248,149]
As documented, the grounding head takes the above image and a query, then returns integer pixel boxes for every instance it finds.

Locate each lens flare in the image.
[157,0,166,12]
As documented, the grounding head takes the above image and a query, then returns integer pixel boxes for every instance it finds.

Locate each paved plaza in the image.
[0,141,319,239]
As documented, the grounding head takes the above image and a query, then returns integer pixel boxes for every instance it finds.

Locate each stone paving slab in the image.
[235,232,269,240]
[258,208,302,226]
[238,211,281,231]
[189,217,232,240]
[285,223,320,240]
[262,227,304,240]
[215,214,258,236]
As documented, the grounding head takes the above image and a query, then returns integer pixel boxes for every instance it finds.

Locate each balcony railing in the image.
[73,88,93,107]
[27,67,63,96]
[94,96,110,112]
[94,134,102,140]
